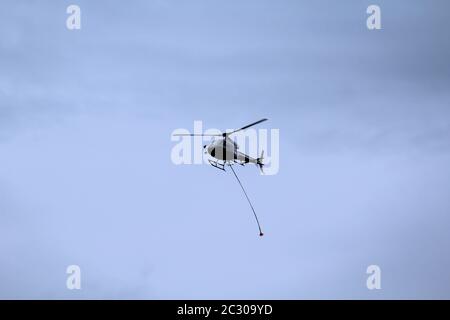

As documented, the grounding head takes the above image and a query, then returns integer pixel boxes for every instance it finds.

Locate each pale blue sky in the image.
[1,0,450,299]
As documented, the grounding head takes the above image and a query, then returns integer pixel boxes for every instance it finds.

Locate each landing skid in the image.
[208,159,246,171]
[208,159,226,171]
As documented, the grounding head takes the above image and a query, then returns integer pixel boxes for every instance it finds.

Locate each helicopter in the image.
[173,118,268,237]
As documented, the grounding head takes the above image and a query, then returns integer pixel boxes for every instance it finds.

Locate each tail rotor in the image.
[257,150,264,174]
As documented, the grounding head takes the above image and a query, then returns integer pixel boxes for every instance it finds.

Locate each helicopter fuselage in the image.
[206,137,257,164]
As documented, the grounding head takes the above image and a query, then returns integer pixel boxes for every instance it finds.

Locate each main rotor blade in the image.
[172,133,222,136]
[225,118,268,136]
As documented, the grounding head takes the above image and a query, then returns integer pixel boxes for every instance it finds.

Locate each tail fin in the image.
[256,150,264,174]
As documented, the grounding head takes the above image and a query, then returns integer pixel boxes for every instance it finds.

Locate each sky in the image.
[1,0,450,299]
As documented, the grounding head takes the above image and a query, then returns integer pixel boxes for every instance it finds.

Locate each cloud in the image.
[1,0,450,298]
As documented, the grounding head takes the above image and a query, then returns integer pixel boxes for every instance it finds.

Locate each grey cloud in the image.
[1,0,450,299]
